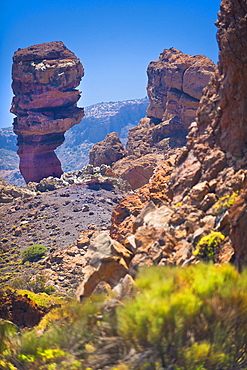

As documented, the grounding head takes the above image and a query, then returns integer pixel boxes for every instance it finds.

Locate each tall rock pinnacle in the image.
[11,41,84,184]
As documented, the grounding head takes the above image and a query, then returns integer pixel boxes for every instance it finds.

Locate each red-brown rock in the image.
[112,153,165,190]
[124,48,215,158]
[89,132,125,167]
[0,292,47,328]
[228,190,247,269]
[196,0,247,157]
[146,48,215,123]
[11,41,84,184]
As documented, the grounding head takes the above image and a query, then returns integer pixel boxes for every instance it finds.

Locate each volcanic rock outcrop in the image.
[11,41,84,184]
[197,0,247,158]
[125,48,216,157]
[109,0,247,271]
[108,49,215,190]
[169,0,247,201]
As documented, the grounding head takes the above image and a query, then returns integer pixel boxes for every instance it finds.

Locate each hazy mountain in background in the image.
[0,98,148,184]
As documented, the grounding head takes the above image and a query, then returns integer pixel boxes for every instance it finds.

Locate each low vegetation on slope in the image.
[1,263,247,369]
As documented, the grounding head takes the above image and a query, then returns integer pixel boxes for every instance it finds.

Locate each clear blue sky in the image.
[0,0,220,129]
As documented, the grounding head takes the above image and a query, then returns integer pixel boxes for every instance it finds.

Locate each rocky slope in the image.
[0,165,130,293]
[11,41,84,184]
[76,0,247,298]
[1,0,246,329]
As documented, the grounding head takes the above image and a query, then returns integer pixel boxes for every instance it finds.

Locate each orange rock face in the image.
[11,41,84,183]
[110,158,174,243]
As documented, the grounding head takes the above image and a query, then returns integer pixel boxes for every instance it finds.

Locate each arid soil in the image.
[0,183,125,291]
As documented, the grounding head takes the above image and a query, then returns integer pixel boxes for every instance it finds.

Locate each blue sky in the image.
[0,0,220,129]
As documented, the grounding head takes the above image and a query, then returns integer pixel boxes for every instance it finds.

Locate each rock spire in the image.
[11,41,84,184]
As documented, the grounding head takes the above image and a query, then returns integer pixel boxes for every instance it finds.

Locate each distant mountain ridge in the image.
[63,97,149,144]
[0,98,149,184]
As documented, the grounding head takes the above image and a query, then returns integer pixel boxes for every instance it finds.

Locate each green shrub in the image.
[117,263,247,369]
[0,319,20,369]
[21,245,46,263]
[0,319,19,355]
[17,348,81,369]
[3,264,247,369]
[193,232,225,260]
[17,290,63,308]
[9,274,55,294]
[18,296,105,367]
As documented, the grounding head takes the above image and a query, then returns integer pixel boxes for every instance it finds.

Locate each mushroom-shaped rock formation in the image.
[11,41,84,184]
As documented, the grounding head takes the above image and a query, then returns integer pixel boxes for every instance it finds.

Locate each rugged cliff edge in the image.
[11,41,84,184]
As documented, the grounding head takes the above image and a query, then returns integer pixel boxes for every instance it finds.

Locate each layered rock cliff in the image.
[11,41,84,184]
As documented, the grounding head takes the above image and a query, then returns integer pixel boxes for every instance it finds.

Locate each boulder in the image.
[112,153,165,190]
[89,132,125,167]
[76,232,133,301]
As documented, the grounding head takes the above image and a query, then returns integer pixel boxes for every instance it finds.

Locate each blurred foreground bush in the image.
[117,263,247,369]
[1,263,247,369]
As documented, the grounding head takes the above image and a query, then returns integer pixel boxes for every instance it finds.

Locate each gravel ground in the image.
[0,183,126,289]
[0,183,124,251]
